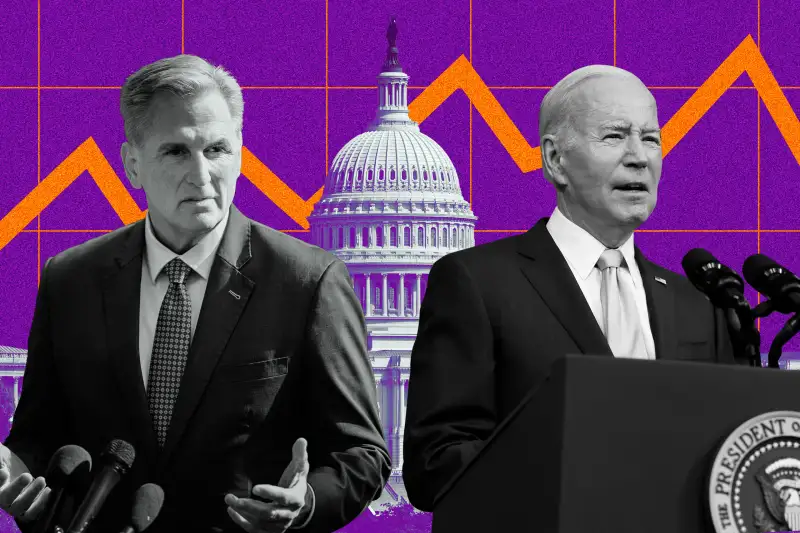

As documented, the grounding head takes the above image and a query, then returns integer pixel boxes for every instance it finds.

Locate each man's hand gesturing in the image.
[226,438,312,533]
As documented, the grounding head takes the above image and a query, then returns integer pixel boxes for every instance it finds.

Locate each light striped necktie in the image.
[596,249,649,359]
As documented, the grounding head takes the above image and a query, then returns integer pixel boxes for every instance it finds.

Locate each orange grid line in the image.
[474,229,800,233]
[757,93,762,248]
[757,0,761,48]
[325,1,329,173]
[757,0,762,329]
[23,230,116,233]
[37,0,41,285]
[181,0,185,53]
[20,229,311,234]
[26,228,800,234]
[244,86,327,90]
[489,86,554,90]
[7,85,800,91]
[649,86,758,90]
[613,0,617,66]
[0,86,124,90]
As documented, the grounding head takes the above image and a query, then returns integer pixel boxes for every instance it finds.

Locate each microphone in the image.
[743,254,800,368]
[742,253,800,314]
[682,248,748,309]
[31,445,92,533]
[119,483,164,533]
[65,439,135,533]
[682,248,761,366]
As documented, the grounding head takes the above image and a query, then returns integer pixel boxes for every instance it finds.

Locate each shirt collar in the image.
[144,209,230,284]
[546,207,640,285]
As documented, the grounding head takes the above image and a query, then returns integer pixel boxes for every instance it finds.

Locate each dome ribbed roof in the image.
[323,129,465,199]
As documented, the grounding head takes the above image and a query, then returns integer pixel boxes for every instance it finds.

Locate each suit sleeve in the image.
[4,256,70,478]
[402,254,496,512]
[296,259,391,533]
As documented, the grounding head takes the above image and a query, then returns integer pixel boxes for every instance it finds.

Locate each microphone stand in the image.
[753,299,800,369]
[729,296,762,367]
[767,313,800,369]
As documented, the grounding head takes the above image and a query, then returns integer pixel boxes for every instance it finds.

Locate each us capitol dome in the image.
[308,18,476,506]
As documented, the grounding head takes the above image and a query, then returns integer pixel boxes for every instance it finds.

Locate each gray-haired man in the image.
[403,65,739,511]
[1,54,390,533]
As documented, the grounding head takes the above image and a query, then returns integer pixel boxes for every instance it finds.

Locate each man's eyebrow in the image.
[599,122,661,134]
[208,139,231,147]
[600,121,631,131]
[157,139,231,153]
[156,142,187,153]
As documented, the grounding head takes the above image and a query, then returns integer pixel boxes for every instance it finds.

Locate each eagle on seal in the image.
[753,458,800,533]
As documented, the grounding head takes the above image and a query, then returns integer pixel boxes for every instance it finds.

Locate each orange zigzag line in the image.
[408,56,542,172]
[0,140,324,251]
[409,34,800,170]
[660,35,800,160]
[240,147,324,227]
[0,138,144,251]
[1,35,799,254]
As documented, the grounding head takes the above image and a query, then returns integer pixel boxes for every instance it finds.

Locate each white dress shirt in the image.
[545,207,656,359]
[138,210,230,390]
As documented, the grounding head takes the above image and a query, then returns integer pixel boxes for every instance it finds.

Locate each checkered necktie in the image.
[147,257,193,447]
[596,249,649,359]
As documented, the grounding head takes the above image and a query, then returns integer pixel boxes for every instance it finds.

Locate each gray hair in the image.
[538,65,644,147]
[120,54,244,146]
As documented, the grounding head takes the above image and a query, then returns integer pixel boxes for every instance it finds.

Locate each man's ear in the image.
[120,142,142,189]
[541,134,568,191]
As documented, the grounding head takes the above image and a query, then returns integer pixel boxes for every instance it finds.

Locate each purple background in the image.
[1,1,799,531]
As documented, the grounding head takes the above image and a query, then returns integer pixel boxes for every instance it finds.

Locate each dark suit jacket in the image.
[402,218,740,512]
[5,205,391,532]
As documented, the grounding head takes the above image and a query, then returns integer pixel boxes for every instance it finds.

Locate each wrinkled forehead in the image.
[148,90,235,128]
[141,90,240,147]
[568,76,659,130]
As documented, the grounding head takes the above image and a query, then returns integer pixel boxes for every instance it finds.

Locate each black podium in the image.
[431,355,800,533]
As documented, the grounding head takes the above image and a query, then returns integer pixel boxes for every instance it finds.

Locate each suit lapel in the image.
[158,206,255,469]
[635,248,678,361]
[516,219,613,357]
[101,222,160,469]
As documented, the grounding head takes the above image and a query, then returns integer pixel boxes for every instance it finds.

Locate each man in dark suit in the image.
[0,54,390,532]
[402,65,741,511]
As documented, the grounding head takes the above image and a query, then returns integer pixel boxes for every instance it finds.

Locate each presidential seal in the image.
[709,411,800,533]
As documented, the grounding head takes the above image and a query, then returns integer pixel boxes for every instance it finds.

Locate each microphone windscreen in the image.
[131,484,164,531]
[742,253,778,291]
[102,439,135,470]
[681,248,717,278]
[45,445,93,487]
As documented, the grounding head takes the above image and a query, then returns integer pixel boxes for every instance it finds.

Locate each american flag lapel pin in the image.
[655,276,667,285]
